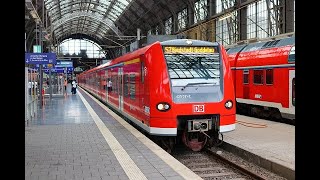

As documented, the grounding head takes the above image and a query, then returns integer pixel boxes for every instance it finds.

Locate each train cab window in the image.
[253,70,264,85]
[266,69,273,85]
[288,45,295,63]
[292,78,295,106]
[243,70,249,84]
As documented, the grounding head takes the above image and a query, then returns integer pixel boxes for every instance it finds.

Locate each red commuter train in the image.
[78,39,236,152]
[227,36,295,121]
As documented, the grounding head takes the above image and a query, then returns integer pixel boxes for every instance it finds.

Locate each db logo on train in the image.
[193,105,205,112]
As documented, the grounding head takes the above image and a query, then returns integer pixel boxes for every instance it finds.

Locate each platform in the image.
[25,84,295,180]
[25,85,202,180]
[222,114,295,180]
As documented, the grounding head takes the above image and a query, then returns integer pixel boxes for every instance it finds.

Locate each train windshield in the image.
[288,45,295,63]
[165,53,220,82]
[162,46,222,103]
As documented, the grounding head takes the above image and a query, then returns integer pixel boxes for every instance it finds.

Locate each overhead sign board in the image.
[35,60,73,68]
[55,60,73,68]
[43,68,73,74]
[25,53,57,64]
[42,67,73,74]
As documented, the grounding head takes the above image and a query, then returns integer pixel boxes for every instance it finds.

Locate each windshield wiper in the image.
[181,82,215,91]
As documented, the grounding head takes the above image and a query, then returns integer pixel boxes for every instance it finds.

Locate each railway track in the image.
[237,111,295,126]
[171,145,286,180]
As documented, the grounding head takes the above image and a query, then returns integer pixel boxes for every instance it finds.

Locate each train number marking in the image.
[193,105,205,112]
[176,94,191,99]
[254,94,262,99]
[144,106,150,114]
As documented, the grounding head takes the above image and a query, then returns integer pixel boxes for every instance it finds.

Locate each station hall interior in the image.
[25,0,295,72]
[25,0,295,180]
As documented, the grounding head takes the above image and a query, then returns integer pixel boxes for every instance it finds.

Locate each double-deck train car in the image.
[78,39,236,152]
[227,36,295,120]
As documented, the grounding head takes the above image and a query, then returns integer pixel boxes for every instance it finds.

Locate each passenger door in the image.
[139,60,150,125]
[243,70,250,99]
[118,68,124,111]
[105,70,109,103]
[289,70,295,108]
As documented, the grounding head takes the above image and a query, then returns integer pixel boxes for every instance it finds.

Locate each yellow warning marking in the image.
[80,87,202,180]
[77,91,147,180]
[124,58,140,65]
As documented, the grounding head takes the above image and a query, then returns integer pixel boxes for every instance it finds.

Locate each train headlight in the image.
[156,102,171,112]
[225,100,233,109]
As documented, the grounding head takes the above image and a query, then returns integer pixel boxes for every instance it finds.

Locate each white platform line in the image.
[80,88,203,180]
[77,91,147,180]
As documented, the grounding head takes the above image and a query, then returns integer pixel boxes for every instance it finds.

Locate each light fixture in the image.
[30,10,39,20]
[186,40,193,45]
[218,13,232,21]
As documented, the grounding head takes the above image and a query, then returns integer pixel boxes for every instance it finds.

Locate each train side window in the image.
[266,69,273,85]
[129,74,136,99]
[112,76,118,94]
[141,62,144,83]
[243,70,249,84]
[124,74,129,97]
[292,78,295,106]
[253,70,264,85]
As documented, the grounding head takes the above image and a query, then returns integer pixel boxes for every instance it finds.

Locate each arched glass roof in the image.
[58,38,106,58]
[44,0,132,42]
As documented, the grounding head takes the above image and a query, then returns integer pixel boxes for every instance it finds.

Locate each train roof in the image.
[79,41,160,75]
[80,39,222,76]
[160,39,219,46]
[227,36,295,54]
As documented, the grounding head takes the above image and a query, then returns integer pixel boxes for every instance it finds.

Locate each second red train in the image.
[226,36,295,121]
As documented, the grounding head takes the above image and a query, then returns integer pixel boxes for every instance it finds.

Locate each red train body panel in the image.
[78,39,236,151]
[227,36,295,120]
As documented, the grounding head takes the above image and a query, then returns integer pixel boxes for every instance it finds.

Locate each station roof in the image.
[25,0,188,50]
[45,0,129,44]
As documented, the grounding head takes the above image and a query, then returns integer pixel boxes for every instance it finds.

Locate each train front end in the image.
[148,39,236,152]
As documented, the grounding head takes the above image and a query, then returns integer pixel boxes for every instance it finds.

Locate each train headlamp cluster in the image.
[225,100,233,109]
[157,102,170,111]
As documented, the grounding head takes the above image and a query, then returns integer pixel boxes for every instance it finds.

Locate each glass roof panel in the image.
[96,5,105,12]
[113,5,123,13]
[45,0,132,42]
[119,0,130,6]
[113,8,122,15]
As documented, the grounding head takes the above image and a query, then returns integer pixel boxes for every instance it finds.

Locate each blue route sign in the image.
[25,53,57,64]
[55,60,73,68]
[43,67,73,74]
